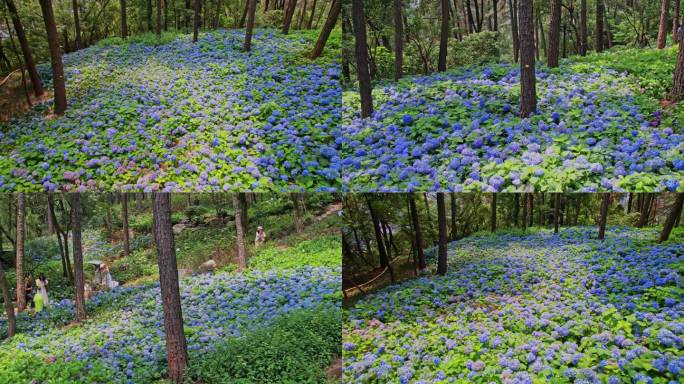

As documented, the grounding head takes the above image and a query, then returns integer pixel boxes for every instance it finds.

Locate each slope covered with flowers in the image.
[0,29,341,192]
[342,227,683,383]
[0,265,341,383]
[341,58,684,192]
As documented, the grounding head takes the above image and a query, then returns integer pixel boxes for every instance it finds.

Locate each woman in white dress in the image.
[35,274,49,308]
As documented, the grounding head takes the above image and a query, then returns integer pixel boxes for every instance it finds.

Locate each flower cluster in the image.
[342,227,683,383]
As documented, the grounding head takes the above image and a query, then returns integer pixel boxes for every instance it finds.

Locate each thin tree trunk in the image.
[595,0,604,52]
[351,0,373,117]
[366,196,394,282]
[450,193,457,240]
[579,0,587,55]
[598,193,610,240]
[637,194,653,228]
[409,195,426,270]
[670,28,684,101]
[121,0,128,38]
[72,0,82,49]
[311,0,340,59]
[15,193,25,312]
[438,0,449,71]
[674,0,681,41]
[490,193,497,232]
[193,0,201,42]
[659,194,684,242]
[39,0,68,115]
[282,0,297,34]
[243,0,257,51]
[122,194,130,257]
[521,193,528,228]
[657,0,671,49]
[232,194,247,269]
[553,194,560,233]
[509,0,519,62]
[71,194,86,322]
[5,0,44,97]
[436,193,448,275]
[548,0,561,67]
[157,0,162,36]
[307,0,317,28]
[519,0,536,117]
[394,0,403,80]
[0,259,15,338]
[152,193,188,384]
[492,0,498,30]
[291,193,304,233]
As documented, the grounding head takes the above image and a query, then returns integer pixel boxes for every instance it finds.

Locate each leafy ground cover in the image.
[341,49,684,192]
[0,29,341,192]
[0,236,341,383]
[342,227,683,383]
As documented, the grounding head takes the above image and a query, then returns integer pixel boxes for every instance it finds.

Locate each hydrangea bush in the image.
[341,63,684,192]
[0,29,341,192]
[0,265,341,383]
[343,227,683,383]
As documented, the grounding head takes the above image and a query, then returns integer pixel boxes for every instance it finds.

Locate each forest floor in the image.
[0,28,341,192]
[341,47,684,193]
[342,226,684,383]
[0,198,343,383]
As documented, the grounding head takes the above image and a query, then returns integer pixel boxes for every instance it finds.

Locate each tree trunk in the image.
[367,196,394,281]
[595,0,604,52]
[579,0,587,55]
[490,193,497,232]
[492,0,498,30]
[436,193,448,275]
[291,193,304,233]
[15,193,25,312]
[193,0,201,42]
[521,193,528,228]
[438,0,449,71]
[5,0,44,97]
[658,0,671,49]
[152,193,188,384]
[598,193,610,240]
[513,194,520,226]
[157,0,162,36]
[637,194,653,228]
[231,194,247,269]
[394,0,403,80]
[547,0,561,67]
[508,0,519,62]
[553,194,560,233]
[670,28,684,101]
[72,0,82,49]
[39,0,67,116]
[352,0,373,118]
[71,194,86,322]
[121,0,128,38]
[311,0,340,59]
[674,0,681,41]
[659,194,684,242]
[518,0,536,117]
[282,0,297,34]
[122,194,130,257]
[307,0,317,28]
[0,259,15,338]
[408,195,426,270]
[450,193,457,240]
[243,0,257,51]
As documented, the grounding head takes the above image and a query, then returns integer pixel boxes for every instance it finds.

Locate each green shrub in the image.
[449,31,500,67]
[249,236,341,270]
[0,348,115,384]
[129,212,153,232]
[185,307,341,384]
[372,46,396,79]
[262,10,285,28]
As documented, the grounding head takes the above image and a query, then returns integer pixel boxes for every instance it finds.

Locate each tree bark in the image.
[553,193,560,234]
[311,0,340,59]
[282,0,297,34]
[595,0,604,52]
[193,0,201,42]
[492,0,498,30]
[291,193,304,233]
[232,194,247,269]
[5,0,44,97]
[157,0,162,36]
[352,0,373,118]
[71,194,86,322]
[598,193,610,240]
[518,0,536,117]
[394,0,403,80]
[436,193,448,275]
[122,193,130,257]
[450,193,457,240]
[513,194,519,226]
[243,0,257,51]
[366,196,394,281]
[72,0,82,49]
[121,0,128,38]
[307,0,317,28]
[521,193,527,228]
[658,0,671,49]
[674,0,681,41]
[15,193,25,312]
[670,28,684,101]
[547,0,561,67]
[579,0,587,55]
[39,0,68,116]
[490,193,497,232]
[637,194,653,228]
[0,259,15,338]
[408,195,426,270]
[659,194,684,242]
[152,193,188,384]
[508,0,519,62]
[438,0,450,71]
